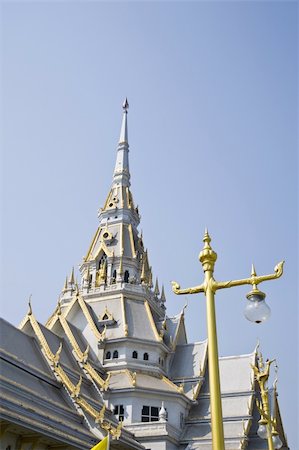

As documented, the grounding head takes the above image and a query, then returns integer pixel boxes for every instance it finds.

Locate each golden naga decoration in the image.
[51,342,63,367]
[81,344,89,364]
[110,420,123,440]
[71,375,82,398]
[251,350,282,450]
[95,403,106,424]
[171,230,284,450]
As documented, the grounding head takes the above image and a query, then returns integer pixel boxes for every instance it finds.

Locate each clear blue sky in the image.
[1,1,298,447]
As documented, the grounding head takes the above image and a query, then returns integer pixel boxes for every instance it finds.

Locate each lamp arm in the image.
[215,261,284,291]
[171,281,205,295]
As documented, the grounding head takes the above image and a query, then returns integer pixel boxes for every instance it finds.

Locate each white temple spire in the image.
[113,99,130,187]
[119,98,129,144]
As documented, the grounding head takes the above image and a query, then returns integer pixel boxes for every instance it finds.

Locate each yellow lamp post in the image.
[171,230,284,450]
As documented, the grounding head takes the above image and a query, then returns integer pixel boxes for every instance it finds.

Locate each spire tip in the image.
[122,98,129,113]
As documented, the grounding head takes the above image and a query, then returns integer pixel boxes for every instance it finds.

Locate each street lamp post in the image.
[171,230,284,450]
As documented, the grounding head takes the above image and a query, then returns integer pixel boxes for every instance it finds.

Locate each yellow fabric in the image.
[91,435,109,450]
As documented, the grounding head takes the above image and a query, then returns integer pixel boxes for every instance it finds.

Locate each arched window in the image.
[132,350,138,359]
[143,352,149,361]
[113,350,119,359]
[106,351,111,360]
[124,270,130,283]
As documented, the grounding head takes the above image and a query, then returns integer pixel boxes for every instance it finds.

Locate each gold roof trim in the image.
[128,224,136,258]
[94,241,113,260]
[125,187,131,209]
[57,314,110,391]
[161,376,185,394]
[77,296,105,341]
[85,226,101,261]
[120,294,129,337]
[120,186,124,209]
[18,314,30,330]
[126,369,137,387]
[26,315,120,437]
[171,312,185,351]
[27,313,58,363]
[54,364,120,437]
[144,300,162,342]
[103,189,113,211]
[120,223,124,256]
[46,296,77,329]
[192,339,208,400]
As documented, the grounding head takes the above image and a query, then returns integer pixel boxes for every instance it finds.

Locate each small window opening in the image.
[124,270,130,283]
[106,351,111,360]
[102,313,109,320]
[113,350,119,359]
[143,352,149,361]
[114,404,124,421]
[132,350,138,359]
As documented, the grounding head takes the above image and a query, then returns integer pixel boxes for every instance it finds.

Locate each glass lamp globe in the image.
[257,422,268,439]
[272,433,283,449]
[244,288,271,324]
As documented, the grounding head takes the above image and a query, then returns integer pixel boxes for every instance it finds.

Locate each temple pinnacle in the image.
[119,100,129,144]
[123,97,129,113]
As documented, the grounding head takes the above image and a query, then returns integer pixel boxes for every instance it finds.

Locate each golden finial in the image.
[154,278,160,296]
[74,281,79,296]
[182,298,188,315]
[140,259,146,283]
[149,266,153,287]
[63,276,68,292]
[28,294,32,315]
[203,227,211,247]
[199,228,217,272]
[251,264,257,277]
[69,267,75,285]
[160,285,166,302]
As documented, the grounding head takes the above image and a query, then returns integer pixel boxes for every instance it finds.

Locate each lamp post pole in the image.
[172,230,284,450]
